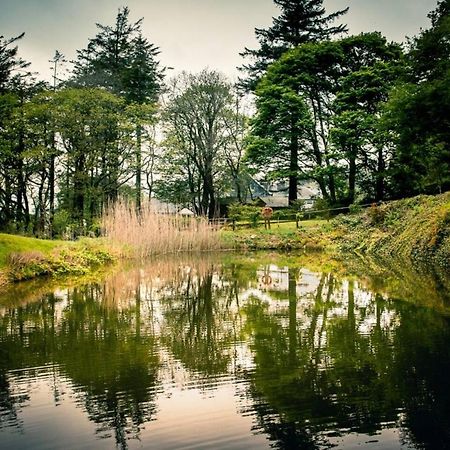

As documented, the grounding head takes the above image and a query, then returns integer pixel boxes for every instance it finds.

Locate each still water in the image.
[0,253,449,449]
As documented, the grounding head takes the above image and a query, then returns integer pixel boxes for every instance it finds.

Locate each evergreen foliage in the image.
[239,0,348,90]
[72,7,164,103]
[385,0,450,196]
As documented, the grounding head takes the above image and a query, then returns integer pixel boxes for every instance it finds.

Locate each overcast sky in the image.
[0,0,439,82]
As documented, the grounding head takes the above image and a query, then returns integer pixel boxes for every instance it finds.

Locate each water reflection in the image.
[0,253,449,449]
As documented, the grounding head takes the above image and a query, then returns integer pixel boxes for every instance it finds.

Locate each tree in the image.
[51,88,131,227]
[331,34,403,202]
[246,82,312,203]
[247,40,344,203]
[239,0,348,91]
[72,7,164,208]
[0,33,29,92]
[0,74,45,232]
[385,0,450,196]
[221,92,250,203]
[247,33,403,205]
[160,71,244,218]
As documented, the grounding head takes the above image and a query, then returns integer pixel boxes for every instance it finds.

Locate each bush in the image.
[349,203,362,214]
[367,203,386,225]
[227,204,262,227]
[311,198,331,219]
[53,210,75,238]
[227,203,242,222]
[291,199,306,211]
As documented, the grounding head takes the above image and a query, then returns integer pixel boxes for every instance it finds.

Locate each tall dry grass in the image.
[102,199,223,258]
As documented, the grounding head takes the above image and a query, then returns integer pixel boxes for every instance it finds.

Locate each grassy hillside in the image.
[222,192,450,271]
[0,233,63,268]
[334,192,450,270]
[0,234,115,285]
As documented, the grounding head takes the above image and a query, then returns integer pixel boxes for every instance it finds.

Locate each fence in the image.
[208,200,388,229]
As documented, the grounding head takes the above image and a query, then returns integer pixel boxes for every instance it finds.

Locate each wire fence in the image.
[208,200,389,229]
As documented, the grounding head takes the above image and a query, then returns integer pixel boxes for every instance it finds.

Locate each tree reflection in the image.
[0,283,159,449]
[240,265,450,449]
[159,266,239,378]
[0,254,450,449]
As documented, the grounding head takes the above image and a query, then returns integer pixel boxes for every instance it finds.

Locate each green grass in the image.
[333,192,450,271]
[220,219,332,251]
[0,233,115,284]
[0,233,67,268]
[233,219,326,231]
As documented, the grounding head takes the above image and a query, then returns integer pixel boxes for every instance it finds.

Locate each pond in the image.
[0,252,449,449]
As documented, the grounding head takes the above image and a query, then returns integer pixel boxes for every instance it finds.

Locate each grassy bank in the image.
[334,192,450,270]
[220,219,334,251]
[0,234,116,285]
[222,192,450,271]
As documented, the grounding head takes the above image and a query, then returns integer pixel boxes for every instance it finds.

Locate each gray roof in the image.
[258,196,289,208]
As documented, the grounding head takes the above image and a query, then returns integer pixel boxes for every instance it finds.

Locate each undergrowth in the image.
[6,239,116,281]
[334,192,450,270]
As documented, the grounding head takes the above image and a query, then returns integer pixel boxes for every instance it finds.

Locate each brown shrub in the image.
[7,251,45,268]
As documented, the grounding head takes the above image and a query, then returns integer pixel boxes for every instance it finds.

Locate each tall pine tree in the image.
[72,7,164,208]
[0,33,29,92]
[239,0,348,91]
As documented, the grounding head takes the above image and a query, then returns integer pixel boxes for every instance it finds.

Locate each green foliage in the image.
[313,198,329,211]
[72,7,163,104]
[0,33,29,92]
[238,0,348,90]
[227,203,243,222]
[271,209,297,221]
[247,33,403,206]
[335,192,450,270]
[5,238,115,281]
[160,70,247,218]
[291,199,305,211]
[0,233,61,269]
[228,204,262,227]
[349,203,362,214]
[383,1,450,196]
[52,210,71,237]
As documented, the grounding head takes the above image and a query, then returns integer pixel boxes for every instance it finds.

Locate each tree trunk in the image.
[288,268,297,365]
[375,146,385,201]
[135,124,142,211]
[288,129,299,204]
[49,150,55,237]
[73,154,86,226]
[348,148,357,204]
[326,160,337,205]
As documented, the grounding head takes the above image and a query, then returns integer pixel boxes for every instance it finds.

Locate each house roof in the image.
[258,196,289,208]
[298,183,320,199]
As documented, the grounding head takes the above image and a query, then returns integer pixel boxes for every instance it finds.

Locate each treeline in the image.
[243,0,450,206]
[0,8,163,235]
[0,1,449,236]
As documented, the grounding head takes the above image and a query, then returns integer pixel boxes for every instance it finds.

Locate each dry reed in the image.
[102,199,223,258]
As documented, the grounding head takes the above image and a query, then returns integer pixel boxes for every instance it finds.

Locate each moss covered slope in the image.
[334,192,450,270]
